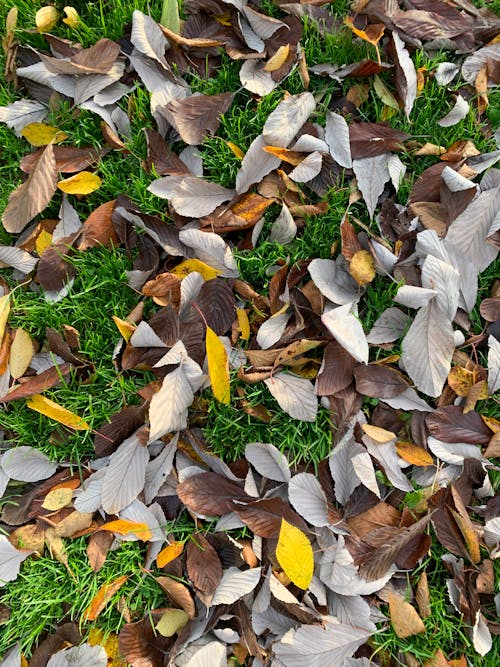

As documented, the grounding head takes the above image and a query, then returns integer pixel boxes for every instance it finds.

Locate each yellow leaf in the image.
[42,487,73,511]
[206,326,230,404]
[263,146,304,166]
[388,592,426,638]
[21,123,68,147]
[396,441,434,467]
[157,541,184,568]
[36,6,59,33]
[482,415,500,433]
[362,423,395,443]
[156,608,190,637]
[0,294,11,347]
[62,6,80,28]
[264,44,290,72]
[27,394,90,430]
[226,141,244,159]
[276,519,313,590]
[236,308,250,341]
[99,519,152,541]
[344,16,385,46]
[57,171,101,195]
[9,328,34,380]
[6,7,18,33]
[83,575,128,621]
[87,629,126,665]
[112,315,136,342]
[349,249,376,286]
[451,510,481,564]
[448,366,476,397]
[171,258,221,281]
[36,229,53,255]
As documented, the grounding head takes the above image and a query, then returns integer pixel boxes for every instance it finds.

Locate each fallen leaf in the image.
[26,395,90,430]
[156,541,184,568]
[83,575,128,621]
[276,518,314,590]
[155,608,189,637]
[36,6,59,33]
[98,519,152,541]
[349,249,376,286]
[21,123,68,146]
[388,592,426,638]
[57,171,102,195]
[42,487,73,511]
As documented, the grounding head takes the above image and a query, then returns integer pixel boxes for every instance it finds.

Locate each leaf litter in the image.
[0,0,499,665]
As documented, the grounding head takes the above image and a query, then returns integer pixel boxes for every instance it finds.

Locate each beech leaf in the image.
[276,519,314,590]
[26,395,90,430]
[0,536,32,588]
[264,372,318,422]
[206,326,230,404]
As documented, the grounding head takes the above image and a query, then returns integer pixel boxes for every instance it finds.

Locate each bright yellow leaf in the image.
[206,326,230,404]
[36,229,53,255]
[36,6,59,33]
[62,6,80,28]
[396,441,434,467]
[112,315,136,342]
[27,394,90,430]
[9,328,34,380]
[226,141,244,159]
[157,541,184,568]
[21,123,68,147]
[0,294,11,348]
[349,249,376,286]
[42,487,73,511]
[171,258,221,281]
[264,44,290,72]
[236,308,250,341]
[276,519,313,590]
[57,171,102,195]
[87,629,126,665]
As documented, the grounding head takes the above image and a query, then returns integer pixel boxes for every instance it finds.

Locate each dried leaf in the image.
[155,609,189,637]
[264,372,317,422]
[352,154,390,219]
[21,123,68,146]
[349,250,376,286]
[389,32,417,119]
[83,575,128,621]
[163,93,233,145]
[438,95,470,127]
[206,326,230,404]
[148,176,235,217]
[388,592,426,638]
[325,111,352,168]
[26,394,89,430]
[0,535,32,588]
[276,518,314,590]
[42,487,73,511]
[99,520,152,541]
[211,567,261,606]
[1,446,57,482]
[36,6,59,33]
[9,329,34,380]
[156,541,184,568]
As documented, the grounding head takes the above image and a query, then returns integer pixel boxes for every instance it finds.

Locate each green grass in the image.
[0,0,499,661]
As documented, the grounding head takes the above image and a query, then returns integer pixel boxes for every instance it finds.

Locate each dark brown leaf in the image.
[36,244,75,291]
[316,341,355,396]
[78,200,119,250]
[0,363,72,402]
[156,576,196,619]
[42,38,120,75]
[349,123,409,159]
[20,145,105,174]
[192,278,236,335]
[186,534,222,600]
[29,622,82,667]
[144,128,191,176]
[94,403,147,457]
[163,93,234,145]
[236,497,309,538]
[119,613,173,667]
[177,472,250,516]
[426,406,493,444]
[353,364,409,398]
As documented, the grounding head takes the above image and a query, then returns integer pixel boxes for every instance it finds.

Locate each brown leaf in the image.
[388,592,426,638]
[163,93,234,146]
[0,363,72,402]
[354,364,409,398]
[36,243,75,291]
[416,570,431,618]
[349,122,409,159]
[236,497,309,538]
[480,297,500,322]
[87,530,114,573]
[94,403,147,458]
[78,200,119,250]
[144,128,191,176]
[142,273,181,307]
[476,559,494,594]
[119,614,173,667]
[315,340,355,396]
[20,145,105,174]
[156,576,196,619]
[177,472,250,516]
[29,623,82,667]
[426,406,492,444]
[2,143,58,233]
[186,534,222,601]
[191,278,236,335]
[41,38,120,75]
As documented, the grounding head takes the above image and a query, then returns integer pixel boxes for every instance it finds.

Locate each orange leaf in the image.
[156,541,184,568]
[263,146,304,166]
[99,519,152,541]
[344,17,385,46]
[396,441,434,467]
[83,575,128,621]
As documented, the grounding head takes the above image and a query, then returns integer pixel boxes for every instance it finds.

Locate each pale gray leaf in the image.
[0,457,9,499]
[211,567,261,606]
[0,99,47,136]
[179,146,203,176]
[292,135,329,153]
[321,304,368,364]
[252,605,296,636]
[288,472,330,527]
[268,203,296,245]
[438,95,469,127]
[366,307,408,344]
[264,372,318,422]
[239,60,277,96]
[381,387,433,412]
[245,442,290,482]
[351,452,380,498]
[73,469,105,513]
[353,154,390,219]
[256,311,291,349]
[274,616,372,667]
[238,15,265,52]
[394,284,437,309]
[130,321,168,348]
[242,6,288,39]
[329,432,364,506]
[442,166,477,193]
[402,300,455,397]
[262,93,316,148]
[120,499,164,542]
[0,536,32,588]
[445,185,500,272]
[483,517,500,547]
[288,152,323,183]
[488,336,500,394]
[131,10,169,68]
[325,111,352,168]
[328,593,376,632]
[0,644,21,667]
[53,196,81,241]
[392,32,417,119]
[183,641,226,667]
[462,44,500,86]
[179,228,238,277]
[144,439,178,504]
[214,513,245,532]
[387,154,406,192]
[72,65,125,105]
[46,644,107,667]
[236,135,281,193]
[434,62,459,86]
[421,255,460,320]
[362,436,412,492]
[16,63,75,99]
[101,430,150,514]
[129,49,173,93]
[1,446,56,482]
[147,176,235,217]
[472,611,492,657]
[343,659,374,667]
[93,81,132,106]
[308,258,358,305]
[427,437,483,466]
[0,246,37,274]
[180,272,204,315]
[148,367,194,442]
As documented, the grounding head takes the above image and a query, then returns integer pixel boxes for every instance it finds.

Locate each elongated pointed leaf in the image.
[206,326,230,404]
[264,372,317,422]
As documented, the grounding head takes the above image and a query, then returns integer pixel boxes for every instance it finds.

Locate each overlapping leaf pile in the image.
[0,0,500,665]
